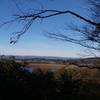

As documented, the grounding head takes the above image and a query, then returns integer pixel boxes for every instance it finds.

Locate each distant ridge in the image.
[0,55,78,60]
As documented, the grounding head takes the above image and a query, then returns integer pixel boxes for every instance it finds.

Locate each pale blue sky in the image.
[0,0,91,57]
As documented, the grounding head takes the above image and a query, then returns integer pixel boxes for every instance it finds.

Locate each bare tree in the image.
[1,0,100,50]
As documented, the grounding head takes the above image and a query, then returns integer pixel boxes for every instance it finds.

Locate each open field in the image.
[27,63,66,70]
[24,61,100,83]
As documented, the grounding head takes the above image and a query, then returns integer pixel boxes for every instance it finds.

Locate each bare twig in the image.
[1,9,100,49]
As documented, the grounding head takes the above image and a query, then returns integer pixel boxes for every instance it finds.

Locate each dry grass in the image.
[28,63,66,70]
[17,61,100,82]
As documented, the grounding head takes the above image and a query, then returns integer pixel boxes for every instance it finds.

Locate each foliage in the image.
[0,59,100,100]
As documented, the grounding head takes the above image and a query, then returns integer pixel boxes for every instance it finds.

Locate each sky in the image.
[0,0,93,57]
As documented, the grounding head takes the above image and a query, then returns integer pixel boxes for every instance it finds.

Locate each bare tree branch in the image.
[46,32,100,50]
[15,9,99,26]
[2,9,99,45]
[1,0,100,51]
